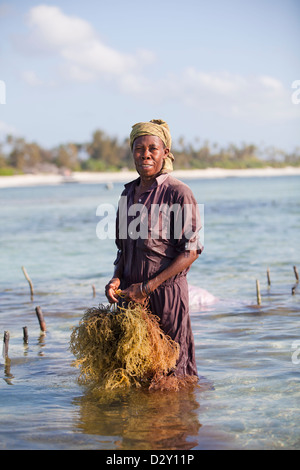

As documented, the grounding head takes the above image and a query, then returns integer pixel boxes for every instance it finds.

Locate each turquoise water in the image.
[0,175,299,450]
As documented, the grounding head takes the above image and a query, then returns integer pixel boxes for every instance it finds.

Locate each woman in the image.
[105,119,203,381]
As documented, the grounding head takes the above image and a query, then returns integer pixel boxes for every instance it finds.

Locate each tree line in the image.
[0,129,299,175]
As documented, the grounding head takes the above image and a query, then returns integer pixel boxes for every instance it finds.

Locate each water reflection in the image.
[3,358,14,385]
[37,332,46,356]
[74,386,203,450]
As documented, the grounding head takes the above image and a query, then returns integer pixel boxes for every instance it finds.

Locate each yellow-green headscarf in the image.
[130,119,174,173]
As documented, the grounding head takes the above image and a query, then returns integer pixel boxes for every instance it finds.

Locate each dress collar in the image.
[124,172,169,191]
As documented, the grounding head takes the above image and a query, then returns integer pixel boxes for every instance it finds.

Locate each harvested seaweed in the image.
[69,302,180,391]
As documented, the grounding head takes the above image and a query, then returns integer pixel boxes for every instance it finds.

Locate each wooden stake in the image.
[23,326,29,344]
[267,267,271,287]
[256,279,261,305]
[293,266,299,283]
[35,306,46,332]
[22,266,34,301]
[3,331,10,359]
[92,284,96,298]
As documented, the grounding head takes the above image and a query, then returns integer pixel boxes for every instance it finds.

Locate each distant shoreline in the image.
[1,166,300,188]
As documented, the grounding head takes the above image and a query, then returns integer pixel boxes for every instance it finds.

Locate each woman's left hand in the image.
[122,283,147,303]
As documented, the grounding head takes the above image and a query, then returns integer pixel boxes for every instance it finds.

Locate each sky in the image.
[0,0,300,152]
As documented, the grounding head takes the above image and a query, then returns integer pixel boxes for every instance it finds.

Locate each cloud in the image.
[120,67,299,123]
[21,70,44,87]
[147,68,300,123]
[16,5,154,85]
[15,5,300,124]
[28,4,94,49]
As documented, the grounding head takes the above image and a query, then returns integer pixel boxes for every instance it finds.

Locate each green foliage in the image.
[53,143,80,170]
[0,167,17,176]
[0,131,299,173]
[81,158,119,172]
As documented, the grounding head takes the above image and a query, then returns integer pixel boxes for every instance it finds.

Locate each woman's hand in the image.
[122,283,148,304]
[105,277,121,303]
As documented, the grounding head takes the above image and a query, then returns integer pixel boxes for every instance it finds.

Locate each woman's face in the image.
[132,135,169,179]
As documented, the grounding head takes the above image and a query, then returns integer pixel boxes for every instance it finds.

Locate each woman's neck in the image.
[138,173,159,190]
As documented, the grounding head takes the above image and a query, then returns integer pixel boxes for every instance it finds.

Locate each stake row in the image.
[2,306,46,361]
[256,265,299,305]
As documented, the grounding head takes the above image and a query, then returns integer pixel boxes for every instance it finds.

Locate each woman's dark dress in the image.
[115,173,202,377]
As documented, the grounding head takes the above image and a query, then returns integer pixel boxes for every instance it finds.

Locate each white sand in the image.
[1,166,300,188]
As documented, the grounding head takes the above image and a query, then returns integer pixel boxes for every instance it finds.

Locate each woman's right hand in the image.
[121,283,148,304]
[105,277,121,303]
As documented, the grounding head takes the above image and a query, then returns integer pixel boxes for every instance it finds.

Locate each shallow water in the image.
[0,175,299,450]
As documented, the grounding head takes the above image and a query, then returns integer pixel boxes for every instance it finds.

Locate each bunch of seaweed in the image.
[69,301,180,391]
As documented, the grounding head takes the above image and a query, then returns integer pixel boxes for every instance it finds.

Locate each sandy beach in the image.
[1,166,300,188]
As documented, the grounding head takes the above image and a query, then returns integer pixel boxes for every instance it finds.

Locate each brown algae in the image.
[69,302,180,391]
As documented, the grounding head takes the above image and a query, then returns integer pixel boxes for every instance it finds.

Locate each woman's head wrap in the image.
[130,119,174,173]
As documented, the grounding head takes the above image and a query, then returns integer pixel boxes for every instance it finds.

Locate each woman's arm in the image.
[122,250,199,303]
[148,249,199,291]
